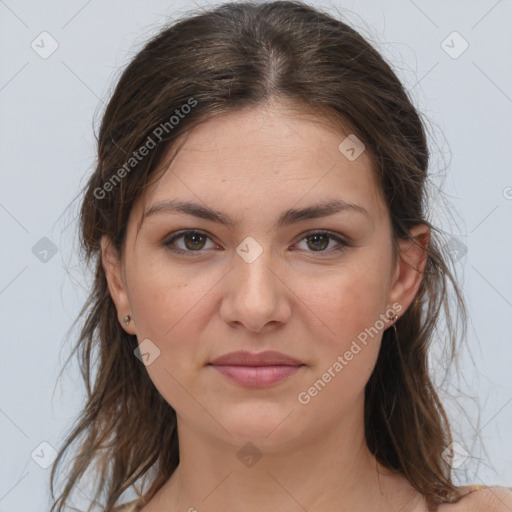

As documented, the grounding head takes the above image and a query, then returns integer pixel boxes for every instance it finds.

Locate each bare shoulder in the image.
[111,500,141,512]
[439,486,512,512]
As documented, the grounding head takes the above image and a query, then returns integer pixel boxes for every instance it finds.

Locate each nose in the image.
[219,244,292,333]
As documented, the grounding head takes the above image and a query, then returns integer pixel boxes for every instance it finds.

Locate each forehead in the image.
[133,103,387,227]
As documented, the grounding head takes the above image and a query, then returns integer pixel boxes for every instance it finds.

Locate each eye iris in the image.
[184,233,206,250]
[307,234,329,251]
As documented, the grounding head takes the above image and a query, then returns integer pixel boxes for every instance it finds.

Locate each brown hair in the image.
[50,1,467,510]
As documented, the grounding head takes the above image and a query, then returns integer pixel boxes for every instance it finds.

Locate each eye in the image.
[163,230,218,255]
[163,229,348,256]
[294,230,349,254]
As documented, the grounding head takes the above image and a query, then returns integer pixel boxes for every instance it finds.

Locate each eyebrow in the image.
[141,198,372,229]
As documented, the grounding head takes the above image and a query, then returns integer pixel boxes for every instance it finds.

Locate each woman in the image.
[49,1,511,511]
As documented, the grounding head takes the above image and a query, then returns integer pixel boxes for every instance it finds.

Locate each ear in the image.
[100,235,136,334]
[387,224,430,316]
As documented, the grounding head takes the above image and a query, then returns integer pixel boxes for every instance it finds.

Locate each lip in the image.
[210,364,304,388]
[209,350,303,366]
[208,350,305,388]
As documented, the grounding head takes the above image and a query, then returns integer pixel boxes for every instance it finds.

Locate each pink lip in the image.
[208,350,305,388]
[210,364,303,387]
[209,350,303,366]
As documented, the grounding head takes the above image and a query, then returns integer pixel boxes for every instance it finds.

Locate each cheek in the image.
[127,268,213,419]
[305,260,390,345]
[295,258,391,397]
[128,254,214,342]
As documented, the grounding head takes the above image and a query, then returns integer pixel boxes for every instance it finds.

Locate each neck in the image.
[145,399,423,512]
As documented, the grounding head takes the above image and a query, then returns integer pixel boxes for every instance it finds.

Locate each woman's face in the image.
[102,101,427,448]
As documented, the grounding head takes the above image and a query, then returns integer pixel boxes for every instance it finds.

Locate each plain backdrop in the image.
[0,0,511,510]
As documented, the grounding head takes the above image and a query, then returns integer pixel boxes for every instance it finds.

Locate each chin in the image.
[217,404,306,451]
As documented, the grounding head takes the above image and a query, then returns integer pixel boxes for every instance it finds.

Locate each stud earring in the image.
[122,315,131,326]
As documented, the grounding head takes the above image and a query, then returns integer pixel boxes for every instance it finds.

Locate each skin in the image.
[102,101,509,511]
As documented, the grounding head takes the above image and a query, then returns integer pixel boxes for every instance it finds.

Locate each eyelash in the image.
[162,229,349,256]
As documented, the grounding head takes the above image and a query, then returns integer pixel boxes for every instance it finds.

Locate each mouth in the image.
[208,363,305,388]
[207,350,306,388]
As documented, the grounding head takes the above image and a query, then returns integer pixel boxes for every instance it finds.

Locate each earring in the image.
[123,315,131,326]
[391,313,399,340]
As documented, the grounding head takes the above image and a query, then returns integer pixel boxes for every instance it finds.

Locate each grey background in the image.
[0,0,511,510]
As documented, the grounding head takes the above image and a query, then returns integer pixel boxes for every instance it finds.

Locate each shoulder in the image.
[439,486,512,511]
[111,500,142,512]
